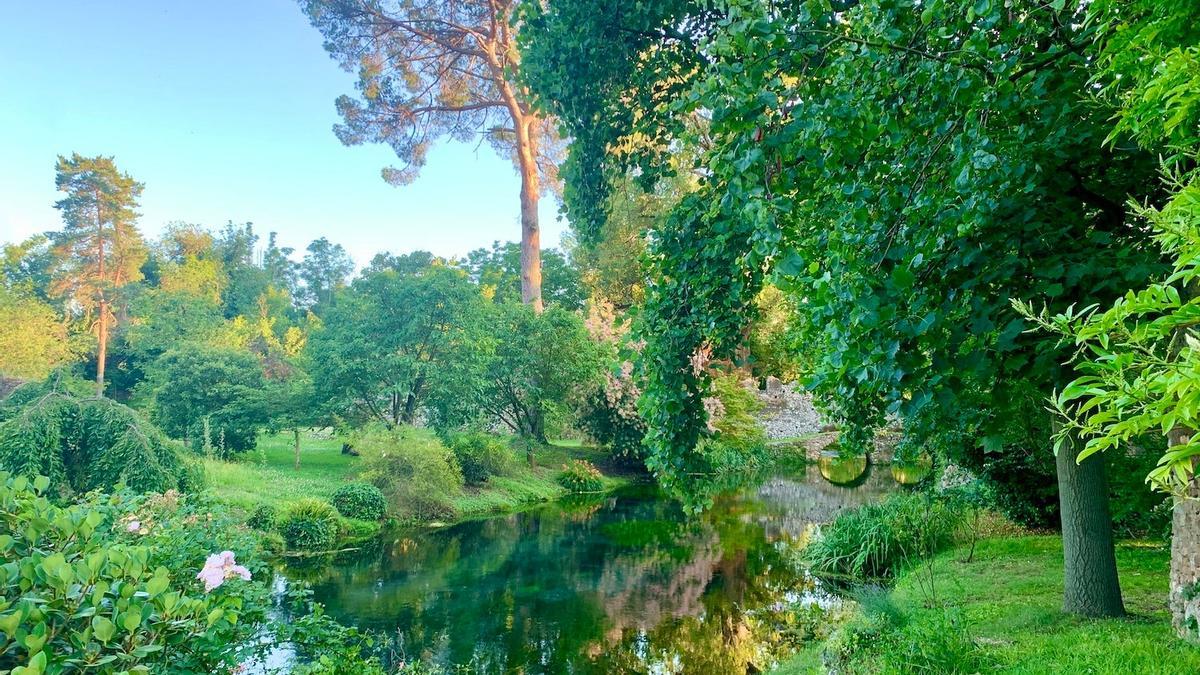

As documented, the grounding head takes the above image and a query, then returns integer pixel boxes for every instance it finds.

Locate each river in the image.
[278,459,917,673]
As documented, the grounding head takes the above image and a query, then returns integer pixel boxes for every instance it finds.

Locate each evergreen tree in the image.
[49,154,147,396]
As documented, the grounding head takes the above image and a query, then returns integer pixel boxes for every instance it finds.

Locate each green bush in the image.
[0,473,269,673]
[279,498,340,551]
[246,503,278,530]
[708,375,767,453]
[445,431,513,485]
[804,492,965,579]
[0,386,202,495]
[331,482,388,520]
[579,368,648,467]
[354,426,463,521]
[557,459,604,493]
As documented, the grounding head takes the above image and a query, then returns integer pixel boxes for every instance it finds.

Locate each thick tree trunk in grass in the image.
[293,428,301,471]
[1169,426,1200,640]
[1056,428,1125,617]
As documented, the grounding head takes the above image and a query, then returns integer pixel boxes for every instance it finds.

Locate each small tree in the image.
[49,154,147,396]
[308,264,481,427]
[433,303,601,456]
[146,346,267,455]
[298,236,353,313]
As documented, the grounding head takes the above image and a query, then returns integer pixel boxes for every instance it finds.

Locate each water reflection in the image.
[281,468,894,673]
[891,453,933,485]
[817,451,869,486]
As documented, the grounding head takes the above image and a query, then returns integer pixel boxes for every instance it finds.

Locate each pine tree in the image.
[49,154,147,396]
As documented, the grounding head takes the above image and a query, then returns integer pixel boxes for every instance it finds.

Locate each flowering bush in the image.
[557,459,604,493]
[280,498,341,551]
[0,473,267,673]
[330,482,388,521]
[580,361,648,467]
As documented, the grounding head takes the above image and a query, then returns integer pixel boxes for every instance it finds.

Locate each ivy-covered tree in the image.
[523,0,1166,617]
[49,154,148,396]
[300,0,557,311]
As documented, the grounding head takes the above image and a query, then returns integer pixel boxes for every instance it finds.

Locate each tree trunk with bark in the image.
[514,115,543,313]
[1056,427,1125,617]
[294,428,302,471]
[1169,425,1200,640]
[95,300,107,397]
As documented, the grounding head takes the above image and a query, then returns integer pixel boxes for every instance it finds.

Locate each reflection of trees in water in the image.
[283,474,895,673]
[750,467,894,541]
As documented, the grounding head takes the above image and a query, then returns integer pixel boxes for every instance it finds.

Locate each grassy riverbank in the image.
[202,432,633,524]
[774,536,1200,674]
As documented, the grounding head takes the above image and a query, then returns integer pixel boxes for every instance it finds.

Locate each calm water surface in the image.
[282,464,904,673]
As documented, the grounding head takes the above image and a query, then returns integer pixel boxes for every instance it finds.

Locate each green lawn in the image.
[201,432,357,511]
[774,536,1200,674]
[202,432,631,522]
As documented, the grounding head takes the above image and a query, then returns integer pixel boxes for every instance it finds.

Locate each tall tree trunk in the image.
[514,115,543,313]
[1169,426,1200,640]
[95,299,107,397]
[293,428,302,471]
[1056,425,1125,617]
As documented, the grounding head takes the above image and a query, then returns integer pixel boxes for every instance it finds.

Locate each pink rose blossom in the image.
[197,551,252,592]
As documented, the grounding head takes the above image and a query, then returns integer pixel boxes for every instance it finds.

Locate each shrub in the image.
[331,482,388,520]
[707,375,767,453]
[804,492,965,579]
[0,386,201,495]
[558,459,604,493]
[579,361,648,467]
[445,431,514,485]
[246,503,278,530]
[0,473,269,673]
[354,426,463,521]
[280,498,340,551]
[145,346,269,455]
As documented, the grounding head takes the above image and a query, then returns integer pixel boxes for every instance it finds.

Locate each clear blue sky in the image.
[0,0,566,265]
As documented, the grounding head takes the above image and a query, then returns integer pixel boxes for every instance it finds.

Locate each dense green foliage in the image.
[804,492,965,580]
[0,285,75,380]
[307,264,480,427]
[0,385,201,495]
[145,346,267,454]
[521,0,1164,525]
[433,303,601,445]
[353,426,463,522]
[1017,2,1200,495]
[329,482,387,521]
[279,498,341,551]
[245,503,278,531]
[443,431,514,485]
[465,242,585,311]
[0,474,271,673]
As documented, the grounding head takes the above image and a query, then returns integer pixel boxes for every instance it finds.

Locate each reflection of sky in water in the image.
[276,468,897,674]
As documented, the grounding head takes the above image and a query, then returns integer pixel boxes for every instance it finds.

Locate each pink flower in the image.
[126,520,141,533]
[196,551,252,592]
